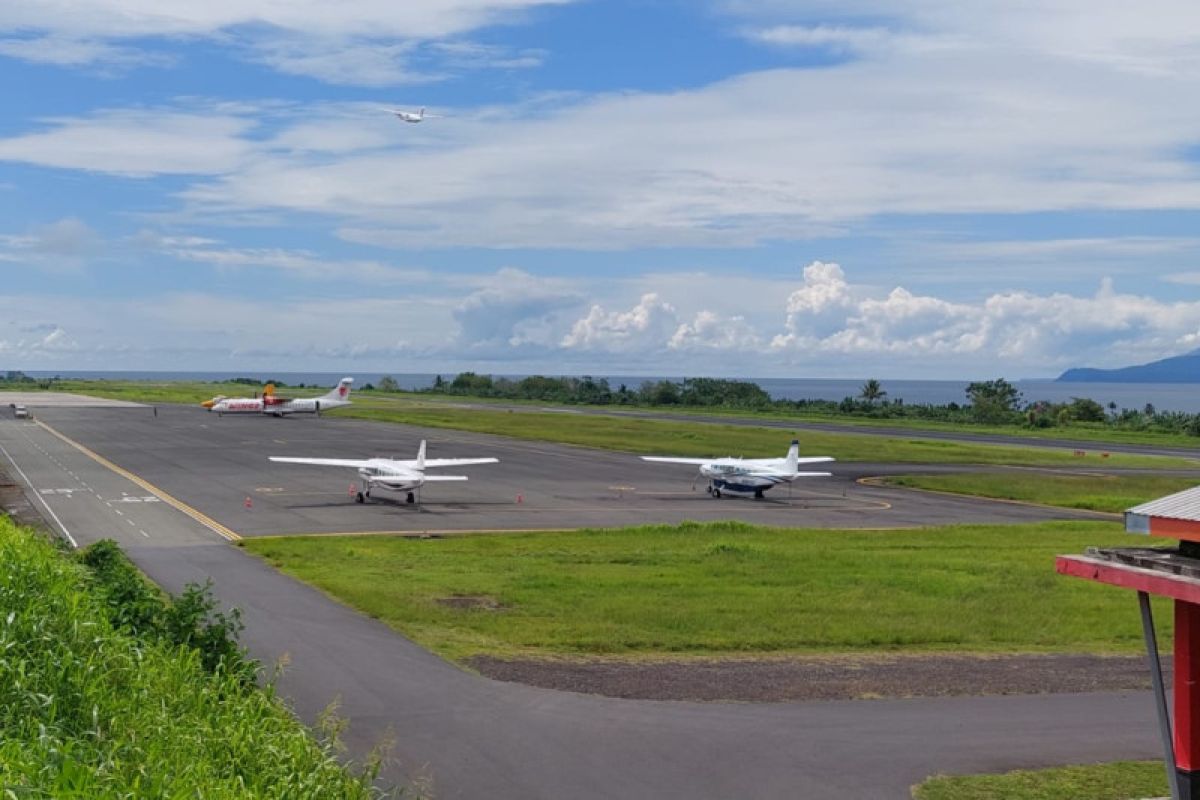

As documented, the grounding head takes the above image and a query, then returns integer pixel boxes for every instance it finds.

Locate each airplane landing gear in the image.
[705,485,713,495]
[406,492,416,504]
[712,487,722,498]
[355,492,365,503]
[754,489,764,500]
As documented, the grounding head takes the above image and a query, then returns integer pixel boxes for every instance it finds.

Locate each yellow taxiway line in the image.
[35,419,242,541]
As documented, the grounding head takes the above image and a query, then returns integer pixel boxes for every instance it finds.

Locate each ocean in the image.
[16,370,1200,414]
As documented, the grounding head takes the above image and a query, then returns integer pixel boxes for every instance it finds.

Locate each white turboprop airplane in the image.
[206,378,353,417]
[269,439,498,506]
[387,107,441,123]
[641,439,834,499]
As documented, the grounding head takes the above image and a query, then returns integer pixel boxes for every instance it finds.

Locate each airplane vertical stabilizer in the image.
[322,377,354,402]
[417,440,427,470]
[785,439,799,473]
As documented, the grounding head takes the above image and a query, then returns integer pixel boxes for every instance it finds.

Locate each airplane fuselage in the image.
[701,464,792,495]
[357,462,425,492]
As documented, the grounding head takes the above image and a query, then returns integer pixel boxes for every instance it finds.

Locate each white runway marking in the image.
[0,441,77,548]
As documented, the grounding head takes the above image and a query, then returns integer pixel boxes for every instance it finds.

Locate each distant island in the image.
[1058,349,1200,383]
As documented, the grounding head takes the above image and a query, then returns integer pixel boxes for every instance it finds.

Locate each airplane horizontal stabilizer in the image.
[420,475,470,481]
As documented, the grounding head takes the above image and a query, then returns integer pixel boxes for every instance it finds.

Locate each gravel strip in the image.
[469,653,1164,702]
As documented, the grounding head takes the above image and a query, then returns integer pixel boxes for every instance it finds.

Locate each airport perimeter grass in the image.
[883,472,1199,514]
[341,402,1192,469]
[912,761,1165,800]
[241,520,1167,663]
[0,517,388,798]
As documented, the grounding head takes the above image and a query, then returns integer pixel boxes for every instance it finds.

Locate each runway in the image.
[0,406,1161,798]
[21,404,1105,539]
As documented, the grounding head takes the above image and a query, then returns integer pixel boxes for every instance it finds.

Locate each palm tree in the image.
[859,378,886,404]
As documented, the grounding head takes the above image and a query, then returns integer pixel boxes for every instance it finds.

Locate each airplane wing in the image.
[422,458,499,468]
[269,457,372,468]
[640,456,713,465]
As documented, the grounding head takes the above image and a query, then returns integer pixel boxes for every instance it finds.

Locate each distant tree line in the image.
[1,371,59,389]
[361,372,1200,437]
[410,373,774,409]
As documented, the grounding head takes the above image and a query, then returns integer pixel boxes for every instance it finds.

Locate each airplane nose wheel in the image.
[712,487,721,499]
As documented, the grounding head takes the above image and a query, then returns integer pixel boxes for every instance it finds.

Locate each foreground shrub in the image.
[0,519,390,798]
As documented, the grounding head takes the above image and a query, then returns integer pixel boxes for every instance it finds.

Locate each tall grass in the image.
[0,517,391,798]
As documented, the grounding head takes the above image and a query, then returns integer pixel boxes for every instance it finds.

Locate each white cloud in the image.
[769,263,1200,371]
[561,293,679,352]
[0,1,571,83]
[669,311,762,352]
[0,110,256,176]
[0,36,172,69]
[453,268,582,347]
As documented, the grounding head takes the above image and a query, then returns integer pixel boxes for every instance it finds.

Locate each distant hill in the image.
[1057,350,1200,383]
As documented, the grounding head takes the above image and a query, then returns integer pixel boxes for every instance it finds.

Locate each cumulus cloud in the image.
[769,262,1200,370]
[669,311,762,352]
[453,268,582,347]
[561,293,679,352]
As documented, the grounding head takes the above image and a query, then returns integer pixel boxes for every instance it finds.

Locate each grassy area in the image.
[401,391,1200,449]
[912,761,1166,800]
[0,517,388,798]
[341,401,1193,468]
[882,472,1198,514]
[240,520,1167,663]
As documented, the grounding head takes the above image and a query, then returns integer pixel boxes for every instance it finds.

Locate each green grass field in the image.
[341,402,1191,468]
[912,761,1166,800]
[240,520,1167,663]
[882,472,1199,514]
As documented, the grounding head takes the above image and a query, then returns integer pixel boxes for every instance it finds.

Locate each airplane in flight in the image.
[641,439,834,499]
[203,378,353,417]
[269,439,498,506]
[386,106,441,123]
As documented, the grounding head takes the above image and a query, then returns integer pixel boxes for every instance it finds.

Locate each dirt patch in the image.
[437,595,505,611]
[468,653,1165,702]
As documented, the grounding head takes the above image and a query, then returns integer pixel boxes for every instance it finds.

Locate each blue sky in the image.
[2,0,1200,379]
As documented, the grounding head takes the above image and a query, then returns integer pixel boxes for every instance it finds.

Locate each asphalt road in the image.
[0,409,1163,798]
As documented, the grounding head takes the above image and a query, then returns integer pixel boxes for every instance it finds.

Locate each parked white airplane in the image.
[641,439,834,499]
[387,107,441,123]
[206,378,353,417]
[269,439,498,506]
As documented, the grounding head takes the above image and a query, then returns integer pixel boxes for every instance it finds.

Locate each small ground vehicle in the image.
[13,405,29,419]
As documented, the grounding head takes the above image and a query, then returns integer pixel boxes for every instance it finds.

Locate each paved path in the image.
[0,414,1162,798]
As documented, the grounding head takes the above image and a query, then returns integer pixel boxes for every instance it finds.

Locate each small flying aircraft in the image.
[641,439,834,499]
[269,439,498,506]
[386,106,441,123]
[204,378,353,417]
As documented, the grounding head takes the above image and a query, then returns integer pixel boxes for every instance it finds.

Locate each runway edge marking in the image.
[34,419,242,542]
